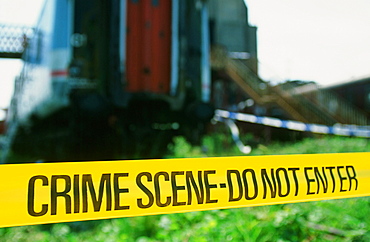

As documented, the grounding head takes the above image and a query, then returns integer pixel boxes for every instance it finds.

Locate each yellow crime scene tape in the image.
[0,152,369,228]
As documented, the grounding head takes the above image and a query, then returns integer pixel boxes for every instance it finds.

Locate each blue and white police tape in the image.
[214,109,370,138]
[223,119,252,154]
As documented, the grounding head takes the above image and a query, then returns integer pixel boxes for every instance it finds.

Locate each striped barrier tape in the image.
[215,109,370,138]
[0,153,369,228]
[223,119,252,154]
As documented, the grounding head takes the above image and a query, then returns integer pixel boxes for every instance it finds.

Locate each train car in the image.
[323,77,370,118]
[4,0,214,162]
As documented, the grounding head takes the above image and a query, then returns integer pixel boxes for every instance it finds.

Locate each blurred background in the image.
[0,0,370,240]
[1,0,370,162]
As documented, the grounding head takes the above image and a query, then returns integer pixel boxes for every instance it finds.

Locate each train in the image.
[323,77,370,119]
[4,0,214,162]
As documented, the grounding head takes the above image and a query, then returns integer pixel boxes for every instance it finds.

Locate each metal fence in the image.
[0,24,34,58]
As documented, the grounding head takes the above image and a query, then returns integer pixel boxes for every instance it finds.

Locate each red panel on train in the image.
[126,0,171,94]
[0,121,4,134]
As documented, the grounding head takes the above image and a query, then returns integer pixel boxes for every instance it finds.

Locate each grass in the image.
[0,134,370,241]
[167,134,370,158]
[250,136,370,156]
[1,198,369,241]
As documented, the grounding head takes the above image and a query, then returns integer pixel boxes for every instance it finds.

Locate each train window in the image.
[36,31,43,64]
[366,92,370,110]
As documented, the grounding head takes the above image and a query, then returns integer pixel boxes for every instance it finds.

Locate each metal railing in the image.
[223,58,363,125]
[226,58,269,98]
[0,24,34,58]
[291,84,369,125]
[213,46,369,126]
[273,82,337,125]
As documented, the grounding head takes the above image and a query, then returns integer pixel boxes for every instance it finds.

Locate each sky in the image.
[246,0,370,85]
[1,0,370,120]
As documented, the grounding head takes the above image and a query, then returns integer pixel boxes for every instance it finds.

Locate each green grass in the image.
[1,198,369,241]
[250,136,370,156]
[167,134,370,158]
[1,135,370,241]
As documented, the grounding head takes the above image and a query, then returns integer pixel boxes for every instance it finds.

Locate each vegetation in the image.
[168,134,370,158]
[0,134,369,241]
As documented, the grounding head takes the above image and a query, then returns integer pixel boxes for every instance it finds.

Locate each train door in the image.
[71,0,112,90]
[69,0,121,160]
[125,0,172,94]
